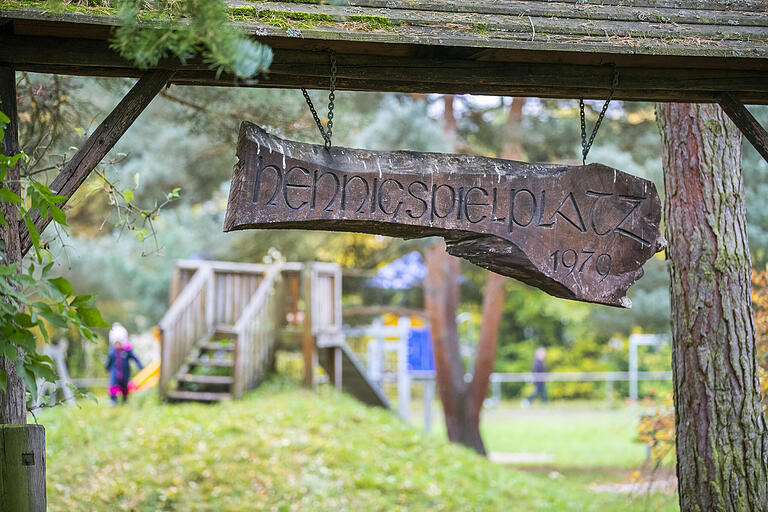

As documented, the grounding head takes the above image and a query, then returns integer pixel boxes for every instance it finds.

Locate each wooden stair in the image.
[170,326,238,402]
[166,390,232,402]
[317,341,390,409]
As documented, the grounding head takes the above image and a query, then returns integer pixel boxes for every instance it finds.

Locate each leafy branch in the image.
[94,169,181,253]
[1,112,110,407]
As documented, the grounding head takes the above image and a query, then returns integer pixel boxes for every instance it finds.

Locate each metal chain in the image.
[301,51,337,151]
[580,67,619,165]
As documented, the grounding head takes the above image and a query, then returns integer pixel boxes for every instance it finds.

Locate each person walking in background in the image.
[522,347,547,407]
[105,323,143,405]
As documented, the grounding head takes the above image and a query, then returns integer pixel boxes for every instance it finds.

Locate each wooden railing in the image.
[159,259,345,399]
[158,264,215,397]
[232,263,282,398]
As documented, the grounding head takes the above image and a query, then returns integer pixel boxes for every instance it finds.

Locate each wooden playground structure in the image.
[158,259,388,408]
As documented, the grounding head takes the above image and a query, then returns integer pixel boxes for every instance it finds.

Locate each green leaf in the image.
[0,187,22,204]
[0,209,6,227]
[49,277,75,296]
[0,111,9,124]
[38,322,50,344]
[39,308,69,329]
[0,263,17,275]
[70,294,96,308]
[0,368,6,393]
[23,213,41,252]
[135,229,149,242]
[50,205,67,226]
[13,312,35,328]
[77,307,109,328]
[123,189,134,203]
[0,342,18,360]
[18,362,37,403]
[11,330,36,353]
[38,280,65,303]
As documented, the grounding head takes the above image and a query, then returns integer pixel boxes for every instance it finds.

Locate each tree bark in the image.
[422,95,484,453]
[658,102,768,511]
[0,65,26,426]
[470,99,523,421]
[424,97,526,455]
[424,240,485,453]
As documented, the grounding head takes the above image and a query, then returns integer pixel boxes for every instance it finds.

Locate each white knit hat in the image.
[109,323,128,345]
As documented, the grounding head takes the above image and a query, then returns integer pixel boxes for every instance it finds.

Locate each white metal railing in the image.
[158,264,215,396]
[486,370,673,406]
[344,317,420,423]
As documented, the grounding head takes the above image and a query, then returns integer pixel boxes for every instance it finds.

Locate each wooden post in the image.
[333,346,342,391]
[302,265,315,389]
[0,425,46,512]
[0,65,27,426]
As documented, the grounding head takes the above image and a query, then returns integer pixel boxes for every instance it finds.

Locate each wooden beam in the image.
[3,36,768,104]
[718,93,768,163]
[19,69,174,255]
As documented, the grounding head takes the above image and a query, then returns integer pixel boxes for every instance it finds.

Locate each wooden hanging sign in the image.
[224,123,665,308]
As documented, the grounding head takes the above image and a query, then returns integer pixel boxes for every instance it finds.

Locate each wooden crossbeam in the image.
[718,93,768,164]
[3,36,768,104]
[19,69,174,256]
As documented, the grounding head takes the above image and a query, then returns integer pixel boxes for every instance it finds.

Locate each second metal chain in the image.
[302,50,337,151]
[580,67,619,165]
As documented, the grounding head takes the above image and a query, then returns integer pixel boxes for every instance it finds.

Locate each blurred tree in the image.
[424,96,525,455]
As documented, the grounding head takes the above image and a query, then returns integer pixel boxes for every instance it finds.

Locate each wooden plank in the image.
[166,391,232,402]
[187,359,233,368]
[199,342,235,352]
[304,0,768,15]
[718,93,768,164]
[238,1,768,41]
[225,122,664,308]
[4,37,768,103]
[19,69,173,255]
[302,266,315,389]
[4,9,768,66]
[177,375,234,385]
[0,425,46,512]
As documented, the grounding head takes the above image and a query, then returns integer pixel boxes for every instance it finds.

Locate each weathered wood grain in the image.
[718,92,768,164]
[3,36,768,104]
[0,65,27,427]
[0,425,46,512]
[224,123,665,308]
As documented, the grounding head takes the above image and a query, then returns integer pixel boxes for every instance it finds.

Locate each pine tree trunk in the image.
[0,65,26,426]
[658,102,768,511]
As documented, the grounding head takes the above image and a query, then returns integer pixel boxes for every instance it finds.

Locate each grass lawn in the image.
[39,379,678,511]
[480,402,650,467]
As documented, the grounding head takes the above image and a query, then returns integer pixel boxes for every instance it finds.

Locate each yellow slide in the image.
[128,360,160,392]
